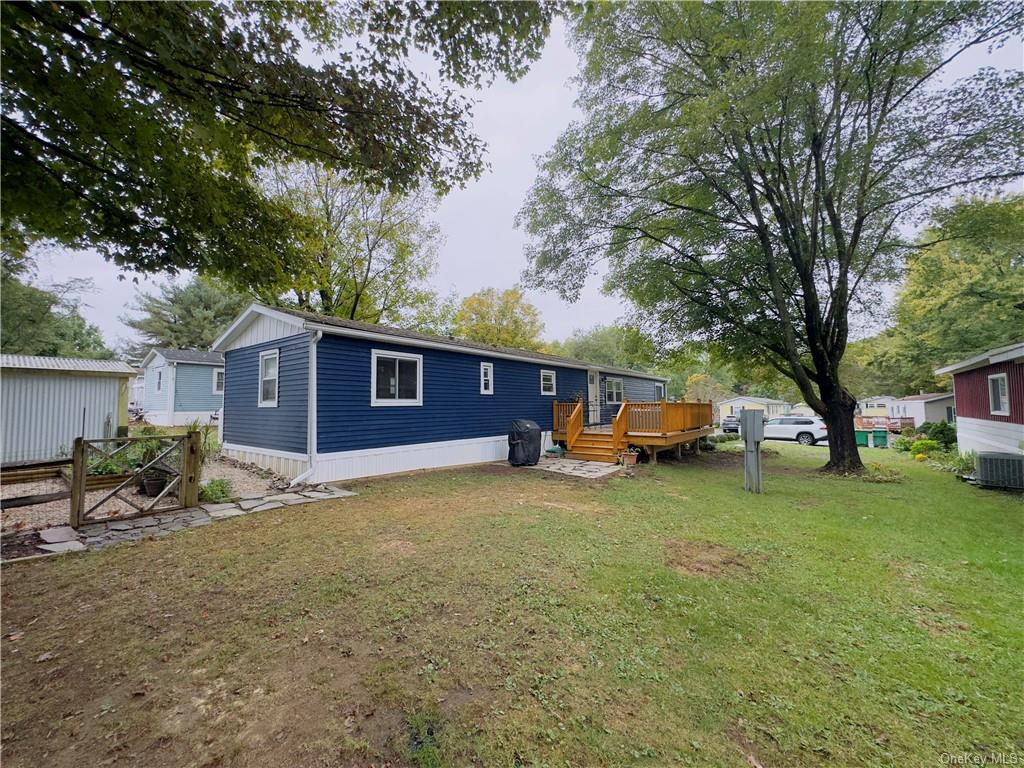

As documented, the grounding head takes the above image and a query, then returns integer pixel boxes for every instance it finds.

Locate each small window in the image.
[156,370,162,391]
[213,368,225,395]
[654,382,666,400]
[606,377,624,404]
[259,350,279,407]
[540,369,556,396]
[480,362,494,395]
[989,373,1009,415]
[372,349,422,406]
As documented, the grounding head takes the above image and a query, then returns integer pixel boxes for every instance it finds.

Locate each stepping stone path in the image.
[525,455,623,479]
[2,484,357,560]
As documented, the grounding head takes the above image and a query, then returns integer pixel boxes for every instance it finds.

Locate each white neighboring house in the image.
[887,392,955,428]
[141,348,225,426]
[128,366,145,409]
[935,342,1024,455]
[718,396,789,423]
[857,395,898,418]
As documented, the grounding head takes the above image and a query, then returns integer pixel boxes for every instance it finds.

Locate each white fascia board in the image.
[140,349,164,368]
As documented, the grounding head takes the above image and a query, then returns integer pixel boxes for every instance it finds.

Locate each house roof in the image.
[719,395,789,406]
[214,303,668,382]
[934,341,1024,376]
[895,392,954,402]
[142,348,224,367]
[0,354,136,376]
[858,395,897,401]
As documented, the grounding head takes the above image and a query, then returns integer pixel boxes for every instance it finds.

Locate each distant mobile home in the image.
[212,304,668,482]
[718,396,788,424]
[1,355,135,464]
[887,392,955,428]
[140,348,224,426]
[936,342,1024,455]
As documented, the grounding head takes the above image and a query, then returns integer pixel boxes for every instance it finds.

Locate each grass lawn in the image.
[2,444,1021,767]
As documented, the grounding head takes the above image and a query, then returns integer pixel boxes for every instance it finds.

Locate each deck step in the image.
[572,438,618,450]
[565,451,620,464]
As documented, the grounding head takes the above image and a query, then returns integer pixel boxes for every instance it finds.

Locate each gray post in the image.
[740,409,764,493]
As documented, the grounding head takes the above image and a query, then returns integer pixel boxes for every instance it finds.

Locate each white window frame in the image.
[988,373,1010,416]
[371,349,423,407]
[605,377,624,404]
[156,370,162,391]
[480,362,494,395]
[258,349,279,408]
[654,382,666,400]
[212,367,225,395]
[540,369,557,396]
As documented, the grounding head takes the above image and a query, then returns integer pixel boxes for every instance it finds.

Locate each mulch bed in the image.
[0,532,48,561]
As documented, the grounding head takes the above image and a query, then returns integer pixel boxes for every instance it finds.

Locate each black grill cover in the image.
[508,419,542,466]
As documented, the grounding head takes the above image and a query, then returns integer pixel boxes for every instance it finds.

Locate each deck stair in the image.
[565,430,620,463]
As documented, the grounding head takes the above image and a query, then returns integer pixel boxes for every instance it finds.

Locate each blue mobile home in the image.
[140,348,225,426]
[212,304,669,482]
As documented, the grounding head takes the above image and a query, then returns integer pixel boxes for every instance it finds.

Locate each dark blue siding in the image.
[598,372,661,423]
[223,333,309,453]
[316,335,589,453]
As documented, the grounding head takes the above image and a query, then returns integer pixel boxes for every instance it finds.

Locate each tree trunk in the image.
[821,387,864,473]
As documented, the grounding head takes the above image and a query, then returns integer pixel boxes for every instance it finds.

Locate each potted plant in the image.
[620,447,640,466]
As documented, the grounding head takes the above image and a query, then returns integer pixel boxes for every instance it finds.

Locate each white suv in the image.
[762,416,829,445]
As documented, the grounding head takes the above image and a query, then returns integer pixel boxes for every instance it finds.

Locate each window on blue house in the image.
[605,377,623,404]
[372,349,422,406]
[213,368,225,395]
[259,350,279,407]
[540,369,556,396]
[480,362,494,395]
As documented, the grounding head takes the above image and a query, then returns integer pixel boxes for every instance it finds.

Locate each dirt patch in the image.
[378,539,417,558]
[666,539,759,578]
[728,722,767,767]
[911,605,970,635]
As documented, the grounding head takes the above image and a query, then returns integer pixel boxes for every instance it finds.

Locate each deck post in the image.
[675,443,683,459]
[179,431,202,508]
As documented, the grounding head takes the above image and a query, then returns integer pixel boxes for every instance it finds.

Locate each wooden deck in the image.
[551,400,715,463]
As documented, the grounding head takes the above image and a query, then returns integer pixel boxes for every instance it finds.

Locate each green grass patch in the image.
[1,444,1020,767]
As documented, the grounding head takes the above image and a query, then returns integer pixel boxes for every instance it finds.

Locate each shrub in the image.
[924,421,957,448]
[199,478,234,502]
[708,433,740,444]
[892,435,914,452]
[909,438,941,456]
[901,426,917,437]
[929,450,976,474]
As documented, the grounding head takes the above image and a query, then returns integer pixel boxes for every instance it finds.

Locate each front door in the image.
[587,369,601,424]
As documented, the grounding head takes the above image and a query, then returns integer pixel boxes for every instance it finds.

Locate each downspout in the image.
[290,329,322,486]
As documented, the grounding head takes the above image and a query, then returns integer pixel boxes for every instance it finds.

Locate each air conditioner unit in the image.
[976,452,1024,490]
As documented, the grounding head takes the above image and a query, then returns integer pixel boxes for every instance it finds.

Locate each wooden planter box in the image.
[60,467,135,490]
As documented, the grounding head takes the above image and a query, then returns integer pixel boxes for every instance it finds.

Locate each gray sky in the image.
[28,19,1023,351]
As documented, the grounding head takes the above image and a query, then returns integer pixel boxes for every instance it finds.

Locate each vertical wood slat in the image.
[69,437,87,528]
[179,430,202,508]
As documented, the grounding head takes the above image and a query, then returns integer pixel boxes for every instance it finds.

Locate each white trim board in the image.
[310,433,552,484]
[221,442,309,461]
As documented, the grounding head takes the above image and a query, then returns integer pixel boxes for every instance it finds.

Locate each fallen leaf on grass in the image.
[35,651,57,663]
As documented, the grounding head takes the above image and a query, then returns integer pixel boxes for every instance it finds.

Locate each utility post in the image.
[741,409,763,493]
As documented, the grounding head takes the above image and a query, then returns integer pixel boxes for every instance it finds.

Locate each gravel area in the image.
[2,454,283,533]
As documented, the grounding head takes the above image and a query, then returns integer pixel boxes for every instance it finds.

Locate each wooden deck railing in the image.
[565,400,584,450]
[555,399,714,439]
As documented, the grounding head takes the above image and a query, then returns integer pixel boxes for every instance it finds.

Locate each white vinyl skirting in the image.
[221,433,552,483]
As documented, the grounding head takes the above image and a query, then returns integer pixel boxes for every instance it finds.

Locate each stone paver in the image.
[38,540,86,553]
[525,456,622,479]
[3,483,359,561]
[39,526,77,544]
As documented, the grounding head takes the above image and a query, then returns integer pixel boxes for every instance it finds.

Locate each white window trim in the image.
[212,367,225,395]
[258,349,279,408]
[540,369,557,396]
[988,372,1010,415]
[655,382,666,400]
[371,348,423,407]
[480,362,494,395]
[605,377,624,404]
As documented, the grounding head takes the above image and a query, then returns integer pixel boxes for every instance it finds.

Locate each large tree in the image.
[520,2,1023,471]
[122,275,248,354]
[548,324,656,369]
[256,164,448,329]
[1,254,112,358]
[454,287,545,351]
[1,1,554,285]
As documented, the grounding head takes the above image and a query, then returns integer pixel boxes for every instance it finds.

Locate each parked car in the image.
[721,415,740,433]
[763,416,828,445]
